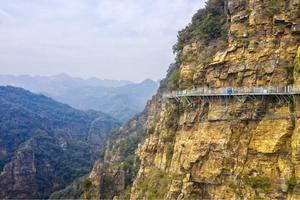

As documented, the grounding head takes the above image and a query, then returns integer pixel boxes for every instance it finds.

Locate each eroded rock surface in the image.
[130,0,300,199]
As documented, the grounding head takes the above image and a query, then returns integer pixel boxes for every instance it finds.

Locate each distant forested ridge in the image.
[0,86,120,199]
[0,74,158,122]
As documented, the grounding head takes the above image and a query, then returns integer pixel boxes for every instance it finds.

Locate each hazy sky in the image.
[0,0,205,82]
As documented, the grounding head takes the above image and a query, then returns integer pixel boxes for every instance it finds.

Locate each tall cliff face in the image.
[75,0,300,199]
[129,0,300,199]
[50,88,163,199]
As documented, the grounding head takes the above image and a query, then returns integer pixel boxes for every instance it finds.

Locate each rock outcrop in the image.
[83,90,164,199]
[129,0,300,199]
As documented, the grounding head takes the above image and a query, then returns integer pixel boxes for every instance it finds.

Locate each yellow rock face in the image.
[130,0,300,199]
[180,65,194,88]
[249,106,291,153]
[249,119,289,153]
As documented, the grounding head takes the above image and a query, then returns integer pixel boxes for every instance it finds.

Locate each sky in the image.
[0,0,205,82]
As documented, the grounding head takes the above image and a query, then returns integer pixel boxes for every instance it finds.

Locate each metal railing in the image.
[163,85,300,99]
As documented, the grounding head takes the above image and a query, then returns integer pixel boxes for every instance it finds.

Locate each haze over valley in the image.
[0,74,158,122]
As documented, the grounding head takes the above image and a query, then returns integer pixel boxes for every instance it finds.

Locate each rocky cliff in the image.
[77,0,300,199]
[130,0,300,199]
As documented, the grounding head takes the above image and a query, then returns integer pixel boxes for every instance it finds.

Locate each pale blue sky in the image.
[0,0,205,82]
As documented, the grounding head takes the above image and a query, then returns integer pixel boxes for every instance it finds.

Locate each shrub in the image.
[164,104,180,131]
[148,126,155,135]
[165,143,174,167]
[167,67,180,91]
[153,112,160,124]
[278,146,289,155]
[243,175,271,190]
[161,134,174,143]
[295,56,300,74]
[287,62,294,69]
[83,179,92,190]
[287,177,297,191]
[115,129,148,159]
[122,186,132,200]
[137,168,173,200]
[265,0,281,18]
[229,182,243,197]
[123,155,141,185]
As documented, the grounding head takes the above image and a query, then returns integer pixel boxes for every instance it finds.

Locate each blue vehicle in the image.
[226,88,233,95]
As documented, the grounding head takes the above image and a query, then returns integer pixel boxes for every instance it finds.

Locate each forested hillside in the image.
[0,86,120,199]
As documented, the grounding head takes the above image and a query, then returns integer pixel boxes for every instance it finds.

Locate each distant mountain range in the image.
[0,86,120,199]
[0,74,159,122]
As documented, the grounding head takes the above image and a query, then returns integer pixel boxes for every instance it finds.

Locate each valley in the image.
[1,0,300,199]
[0,86,120,198]
[0,74,158,122]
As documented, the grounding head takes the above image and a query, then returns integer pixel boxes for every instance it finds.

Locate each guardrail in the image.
[163,85,300,99]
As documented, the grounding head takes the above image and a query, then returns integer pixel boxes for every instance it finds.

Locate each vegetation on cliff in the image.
[173,0,228,54]
[167,0,228,91]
